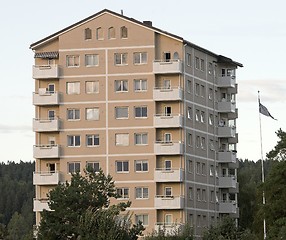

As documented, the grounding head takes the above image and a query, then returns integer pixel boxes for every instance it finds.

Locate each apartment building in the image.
[30,9,242,238]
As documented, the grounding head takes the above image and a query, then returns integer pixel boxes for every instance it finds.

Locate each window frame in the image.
[135,160,148,172]
[66,82,80,95]
[115,133,129,146]
[134,106,147,118]
[67,135,81,147]
[85,54,99,67]
[86,161,100,172]
[85,81,99,94]
[115,80,128,92]
[134,133,148,145]
[116,160,129,173]
[66,55,80,67]
[115,106,129,119]
[135,187,149,199]
[86,108,99,121]
[115,53,128,65]
[116,187,129,199]
[134,79,147,92]
[68,162,80,174]
[134,52,147,65]
[86,134,100,147]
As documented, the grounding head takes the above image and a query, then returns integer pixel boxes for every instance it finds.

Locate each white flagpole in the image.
[258,91,266,239]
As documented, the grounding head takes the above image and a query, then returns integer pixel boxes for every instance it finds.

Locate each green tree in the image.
[6,212,30,240]
[266,128,286,160]
[38,169,144,240]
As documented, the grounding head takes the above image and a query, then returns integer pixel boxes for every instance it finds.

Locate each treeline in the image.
[0,161,34,239]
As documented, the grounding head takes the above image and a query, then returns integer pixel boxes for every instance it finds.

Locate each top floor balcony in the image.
[218,75,236,88]
[218,101,236,113]
[153,60,182,74]
[33,65,59,79]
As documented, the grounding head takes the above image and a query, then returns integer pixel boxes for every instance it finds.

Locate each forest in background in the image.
[0,129,285,239]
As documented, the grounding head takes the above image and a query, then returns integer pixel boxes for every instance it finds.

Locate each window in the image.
[135,214,148,226]
[86,134,99,146]
[197,189,201,201]
[115,80,128,92]
[164,106,172,116]
[188,160,193,173]
[165,187,172,197]
[67,135,80,147]
[96,27,103,40]
[165,214,173,226]
[208,62,213,75]
[189,187,193,200]
[85,81,99,94]
[115,53,128,65]
[86,162,100,172]
[195,83,200,95]
[209,139,215,151]
[201,85,205,98]
[196,136,200,148]
[115,107,129,119]
[86,108,99,120]
[208,88,213,100]
[201,137,206,149]
[196,162,201,174]
[120,26,128,38]
[135,133,148,145]
[117,188,129,199]
[115,133,129,146]
[116,161,129,172]
[135,106,147,118]
[66,55,79,67]
[68,162,80,173]
[202,163,206,174]
[134,52,147,64]
[195,110,200,122]
[165,160,172,170]
[209,114,213,125]
[187,133,192,146]
[195,57,200,69]
[186,53,191,66]
[85,54,99,67]
[210,190,215,202]
[164,133,172,143]
[48,110,55,120]
[135,187,149,199]
[47,84,55,93]
[66,82,80,94]
[164,52,171,62]
[200,59,205,71]
[187,107,192,120]
[135,160,148,172]
[84,28,92,40]
[201,111,205,123]
[67,108,80,120]
[163,79,171,89]
[202,189,206,201]
[134,79,147,91]
[210,165,214,177]
[187,80,192,93]
[108,27,115,39]
[197,215,201,227]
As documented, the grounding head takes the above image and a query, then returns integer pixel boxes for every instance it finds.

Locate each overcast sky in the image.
[1,0,285,163]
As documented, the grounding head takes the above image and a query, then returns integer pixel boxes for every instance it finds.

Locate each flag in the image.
[259,100,277,120]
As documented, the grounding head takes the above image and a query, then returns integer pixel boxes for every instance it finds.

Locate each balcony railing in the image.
[33,65,59,79]
[154,168,184,182]
[218,176,237,189]
[154,141,184,155]
[33,144,60,159]
[154,195,184,209]
[33,171,62,185]
[33,118,60,132]
[219,201,238,214]
[154,223,184,235]
[218,101,236,113]
[154,114,183,128]
[153,59,182,74]
[33,198,51,212]
[218,151,237,163]
[33,90,60,105]
[218,126,236,138]
[218,75,236,88]
[153,87,183,101]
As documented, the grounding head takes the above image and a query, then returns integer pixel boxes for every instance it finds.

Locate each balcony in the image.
[218,151,237,164]
[219,201,238,214]
[218,75,236,88]
[153,60,182,74]
[154,141,184,155]
[33,144,60,159]
[33,171,63,185]
[154,114,183,128]
[218,176,237,189]
[154,168,184,182]
[33,118,60,132]
[218,126,236,138]
[154,195,184,209]
[153,87,183,101]
[218,101,236,113]
[33,90,60,106]
[155,223,184,235]
[33,65,59,79]
[33,199,51,212]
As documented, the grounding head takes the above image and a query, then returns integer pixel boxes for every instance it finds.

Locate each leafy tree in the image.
[7,212,30,240]
[37,169,144,240]
[266,128,286,160]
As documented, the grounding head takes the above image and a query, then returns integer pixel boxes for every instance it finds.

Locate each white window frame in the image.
[135,214,148,226]
[187,107,192,120]
[86,162,100,172]
[85,108,99,121]
[86,134,99,147]
[85,81,99,94]
[116,161,129,173]
[66,82,80,95]
[115,106,129,119]
[116,187,129,199]
[135,160,148,172]
[186,53,191,67]
[134,79,147,91]
[67,135,81,147]
[66,55,80,67]
[120,26,128,39]
[115,53,128,65]
[135,133,148,145]
[187,80,192,93]
[134,106,147,118]
[115,80,128,92]
[165,214,173,226]
[115,133,129,146]
[68,162,80,173]
[135,187,149,199]
[85,54,99,67]
[134,52,147,65]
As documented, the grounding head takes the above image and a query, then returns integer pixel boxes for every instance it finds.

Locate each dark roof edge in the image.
[30,9,183,49]
[183,40,243,67]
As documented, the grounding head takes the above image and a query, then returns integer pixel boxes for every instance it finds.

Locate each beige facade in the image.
[31,9,242,238]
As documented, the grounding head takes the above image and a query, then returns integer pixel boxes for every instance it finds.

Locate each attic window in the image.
[85,28,92,40]
[120,26,128,39]
[108,27,115,39]
[96,27,103,40]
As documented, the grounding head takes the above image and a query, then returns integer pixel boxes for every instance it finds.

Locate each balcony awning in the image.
[34,51,59,59]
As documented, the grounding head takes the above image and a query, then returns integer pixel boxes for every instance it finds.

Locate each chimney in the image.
[143,21,152,27]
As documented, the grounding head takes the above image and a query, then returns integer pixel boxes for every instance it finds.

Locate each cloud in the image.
[0,124,32,134]
[238,78,286,103]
